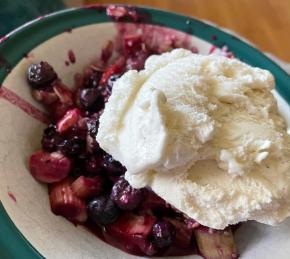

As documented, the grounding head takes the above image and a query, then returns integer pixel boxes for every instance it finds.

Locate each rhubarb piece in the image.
[48,82,74,120]
[106,213,157,255]
[49,179,87,222]
[106,5,139,22]
[106,5,127,20]
[52,83,73,105]
[123,34,143,55]
[194,227,238,259]
[71,176,104,199]
[32,89,58,104]
[123,34,149,70]
[56,108,80,133]
[125,50,149,70]
[29,151,72,183]
[100,57,125,85]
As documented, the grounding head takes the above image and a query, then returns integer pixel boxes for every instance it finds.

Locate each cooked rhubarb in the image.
[49,179,87,223]
[194,227,238,259]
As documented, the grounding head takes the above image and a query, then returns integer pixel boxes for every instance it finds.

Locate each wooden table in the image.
[85,0,290,62]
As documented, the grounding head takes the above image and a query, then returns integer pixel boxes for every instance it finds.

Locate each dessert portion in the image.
[26,20,288,258]
[97,49,290,230]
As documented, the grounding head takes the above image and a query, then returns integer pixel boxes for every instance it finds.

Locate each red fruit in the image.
[108,213,156,237]
[106,213,157,255]
[56,108,80,133]
[49,179,87,223]
[100,57,125,85]
[166,218,193,248]
[194,227,238,259]
[106,5,127,20]
[185,218,201,229]
[123,34,143,55]
[48,101,71,121]
[52,82,73,105]
[71,176,104,199]
[32,89,58,105]
[106,5,139,22]
[29,151,72,183]
[126,50,149,71]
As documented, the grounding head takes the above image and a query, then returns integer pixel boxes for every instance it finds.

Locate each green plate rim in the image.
[0,5,289,259]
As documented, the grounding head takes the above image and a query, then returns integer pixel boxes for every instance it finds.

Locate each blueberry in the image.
[83,71,102,88]
[70,166,84,178]
[69,157,87,177]
[110,176,143,210]
[85,155,103,174]
[102,154,126,176]
[151,220,176,249]
[58,136,85,156]
[79,88,104,111]
[88,195,120,225]
[41,124,62,151]
[27,61,57,88]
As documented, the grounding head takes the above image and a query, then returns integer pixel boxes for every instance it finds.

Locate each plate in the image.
[0,5,289,259]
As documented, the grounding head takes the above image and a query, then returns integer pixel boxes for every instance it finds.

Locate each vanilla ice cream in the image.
[96,49,290,229]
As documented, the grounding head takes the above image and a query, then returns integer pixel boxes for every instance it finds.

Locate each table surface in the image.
[85,0,290,62]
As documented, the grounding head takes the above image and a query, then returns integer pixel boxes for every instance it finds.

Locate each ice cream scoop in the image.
[97,49,290,229]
